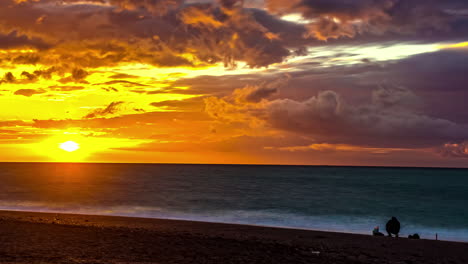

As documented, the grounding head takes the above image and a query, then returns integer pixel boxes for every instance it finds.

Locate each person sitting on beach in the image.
[386,217,400,237]
[372,226,384,236]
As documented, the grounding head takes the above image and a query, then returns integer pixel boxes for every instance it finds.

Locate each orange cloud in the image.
[14,88,46,96]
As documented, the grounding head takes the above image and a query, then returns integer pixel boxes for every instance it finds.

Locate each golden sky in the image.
[1,0,468,167]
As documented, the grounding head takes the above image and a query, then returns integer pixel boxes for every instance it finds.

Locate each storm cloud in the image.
[206,83,468,149]
[267,0,468,41]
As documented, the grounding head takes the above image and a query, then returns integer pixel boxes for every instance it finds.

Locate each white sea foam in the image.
[1,164,467,242]
[2,201,468,242]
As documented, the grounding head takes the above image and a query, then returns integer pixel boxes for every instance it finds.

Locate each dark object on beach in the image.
[386,217,400,237]
[373,226,384,236]
[408,233,420,239]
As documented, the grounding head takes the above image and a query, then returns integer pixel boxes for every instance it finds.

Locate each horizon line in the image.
[0,161,467,170]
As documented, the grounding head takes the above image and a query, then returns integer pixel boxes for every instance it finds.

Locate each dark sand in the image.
[0,211,467,263]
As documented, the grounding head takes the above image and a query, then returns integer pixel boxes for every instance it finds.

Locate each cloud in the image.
[0,0,305,68]
[84,101,125,119]
[437,142,468,158]
[48,85,85,91]
[371,84,420,110]
[11,110,212,150]
[0,0,467,167]
[204,75,290,126]
[108,73,139,79]
[289,48,468,124]
[206,82,468,148]
[381,50,468,124]
[267,143,411,154]
[232,75,289,103]
[267,0,468,41]
[14,88,46,96]
[23,67,57,79]
[97,80,149,87]
[1,72,16,83]
[226,75,290,103]
[2,0,466,71]
[0,120,29,127]
[0,68,57,84]
[102,87,119,92]
[150,97,205,110]
[116,134,312,153]
[58,68,90,83]
[266,86,467,148]
[0,31,49,49]
[109,0,184,15]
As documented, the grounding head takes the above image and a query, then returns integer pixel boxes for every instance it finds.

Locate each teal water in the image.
[0,163,467,241]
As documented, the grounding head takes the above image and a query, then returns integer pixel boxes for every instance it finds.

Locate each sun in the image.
[59,141,80,152]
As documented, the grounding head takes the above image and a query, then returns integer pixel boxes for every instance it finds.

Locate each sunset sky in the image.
[1,0,468,167]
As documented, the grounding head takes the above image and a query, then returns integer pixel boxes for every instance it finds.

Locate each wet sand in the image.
[0,210,467,263]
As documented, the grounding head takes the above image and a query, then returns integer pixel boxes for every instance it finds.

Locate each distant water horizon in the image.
[0,163,467,242]
[3,161,468,170]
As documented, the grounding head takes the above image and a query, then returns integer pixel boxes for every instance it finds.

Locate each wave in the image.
[1,201,468,242]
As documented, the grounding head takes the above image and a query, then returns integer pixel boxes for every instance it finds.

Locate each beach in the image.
[1,164,467,242]
[0,211,467,263]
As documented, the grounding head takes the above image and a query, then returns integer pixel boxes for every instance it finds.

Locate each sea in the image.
[0,162,467,242]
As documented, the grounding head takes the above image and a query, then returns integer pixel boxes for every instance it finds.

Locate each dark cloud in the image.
[2,72,16,83]
[0,0,305,68]
[1,0,468,71]
[102,87,119,92]
[364,50,468,125]
[109,73,139,79]
[243,85,278,103]
[231,74,289,103]
[381,49,468,90]
[264,86,467,148]
[72,68,89,80]
[58,68,89,83]
[84,101,125,119]
[268,0,468,41]
[249,8,308,46]
[0,67,57,84]
[12,54,41,65]
[0,31,49,50]
[2,0,466,70]
[175,4,293,67]
[29,67,57,79]
[109,0,184,15]
[303,49,468,124]
[206,83,468,148]
[21,71,38,81]
[14,88,46,96]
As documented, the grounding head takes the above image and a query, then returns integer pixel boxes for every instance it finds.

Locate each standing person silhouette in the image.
[386,217,401,237]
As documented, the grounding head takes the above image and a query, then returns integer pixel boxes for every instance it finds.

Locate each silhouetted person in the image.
[372,226,384,236]
[386,217,400,237]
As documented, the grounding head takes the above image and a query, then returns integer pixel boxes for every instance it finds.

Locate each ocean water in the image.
[0,162,467,242]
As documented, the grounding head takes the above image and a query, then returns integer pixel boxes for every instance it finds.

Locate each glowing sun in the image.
[59,141,80,152]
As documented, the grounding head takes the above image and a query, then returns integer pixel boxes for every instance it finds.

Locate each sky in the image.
[0,0,468,167]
